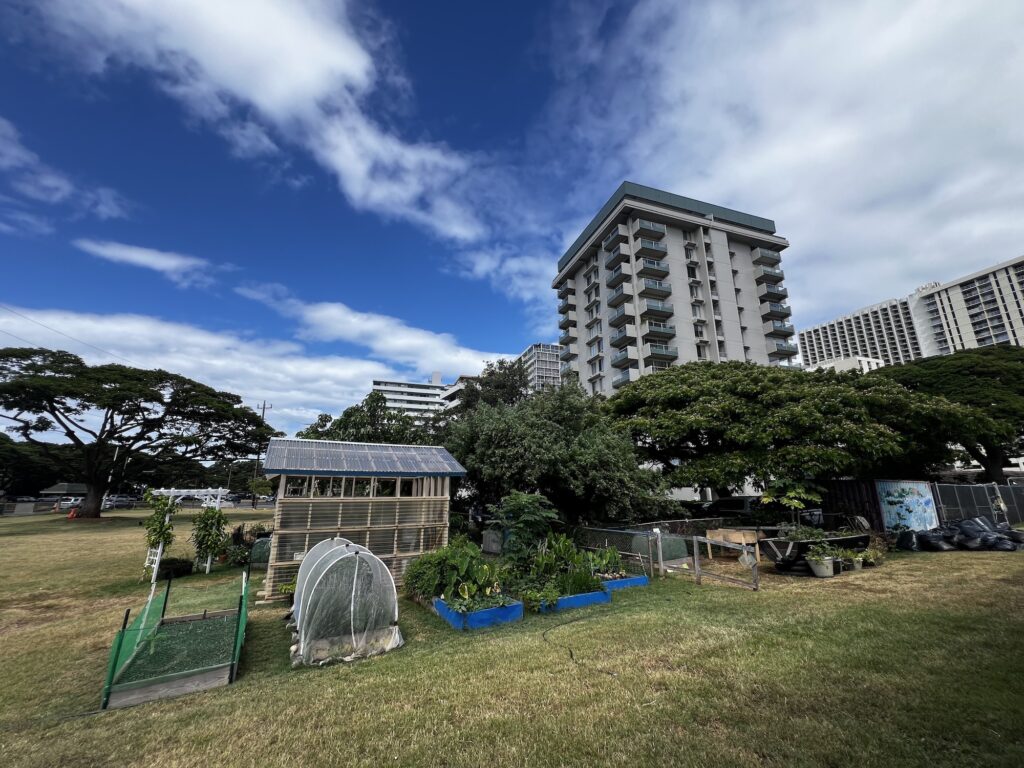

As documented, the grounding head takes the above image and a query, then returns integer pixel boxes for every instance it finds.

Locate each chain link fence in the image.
[934,483,1024,527]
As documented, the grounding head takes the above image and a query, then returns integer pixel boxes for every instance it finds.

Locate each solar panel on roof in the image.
[263,438,466,477]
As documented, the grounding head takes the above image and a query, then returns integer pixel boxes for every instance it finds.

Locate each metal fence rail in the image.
[690,535,760,591]
[934,483,1024,527]
[575,526,657,579]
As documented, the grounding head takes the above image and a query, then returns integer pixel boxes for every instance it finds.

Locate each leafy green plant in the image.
[224,544,250,566]
[784,526,827,542]
[586,547,626,579]
[488,491,560,561]
[278,579,296,595]
[861,547,885,566]
[404,537,513,613]
[806,542,837,564]
[142,491,177,552]
[191,505,229,563]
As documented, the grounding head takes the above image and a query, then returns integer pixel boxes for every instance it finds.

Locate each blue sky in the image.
[2,1,1024,434]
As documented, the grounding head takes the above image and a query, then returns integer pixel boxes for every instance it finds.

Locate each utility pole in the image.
[251,401,272,509]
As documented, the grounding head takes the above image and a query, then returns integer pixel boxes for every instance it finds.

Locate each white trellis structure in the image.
[145,488,229,579]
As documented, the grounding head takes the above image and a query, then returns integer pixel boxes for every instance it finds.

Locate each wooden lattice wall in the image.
[261,475,451,601]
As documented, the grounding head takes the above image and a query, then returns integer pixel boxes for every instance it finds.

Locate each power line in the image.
[0,327,42,346]
[0,303,140,366]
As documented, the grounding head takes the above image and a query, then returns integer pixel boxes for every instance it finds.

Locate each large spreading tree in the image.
[0,348,275,517]
[445,382,669,524]
[297,390,426,444]
[607,361,974,507]
[873,345,1024,482]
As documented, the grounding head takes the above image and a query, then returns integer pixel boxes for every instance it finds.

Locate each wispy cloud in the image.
[25,0,485,243]
[238,283,511,378]
[536,0,1024,325]
[0,116,129,232]
[72,239,218,289]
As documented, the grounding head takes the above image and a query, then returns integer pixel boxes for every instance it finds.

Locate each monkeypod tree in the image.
[298,390,425,445]
[607,361,974,507]
[873,345,1024,482]
[0,348,274,518]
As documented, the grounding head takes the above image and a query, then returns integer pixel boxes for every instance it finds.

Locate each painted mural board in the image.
[875,480,938,531]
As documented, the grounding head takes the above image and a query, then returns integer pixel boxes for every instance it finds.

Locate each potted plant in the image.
[805,542,836,578]
[861,546,884,567]
[838,548,863,572]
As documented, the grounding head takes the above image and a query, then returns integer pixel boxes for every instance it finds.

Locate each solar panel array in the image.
[263,438,466,477]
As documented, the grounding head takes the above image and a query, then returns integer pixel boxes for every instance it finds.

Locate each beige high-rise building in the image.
[800,255,1024,368]
[552,182,796,395]
[516,343,563,391]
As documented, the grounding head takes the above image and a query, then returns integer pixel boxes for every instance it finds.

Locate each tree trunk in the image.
[77,483,107,518]
[965,443,1008,484]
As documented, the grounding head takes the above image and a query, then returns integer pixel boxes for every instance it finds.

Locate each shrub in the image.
[191,506,229,562]
[784,526,827,542]
[224,544,250,567]
[404,537,513,613]
[488,491,559,561]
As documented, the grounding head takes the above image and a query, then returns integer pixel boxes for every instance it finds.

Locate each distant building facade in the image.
[800,255,1024,368]
[552,182,796,396]
[809,356,885,374]
[372,373,446,423]
[516,343,563,391]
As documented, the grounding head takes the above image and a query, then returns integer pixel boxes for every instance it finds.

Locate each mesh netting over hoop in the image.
[293,548,403,665]
[293,537,355,626]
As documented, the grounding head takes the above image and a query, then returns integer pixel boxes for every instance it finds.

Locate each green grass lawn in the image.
[2,510,1023,767]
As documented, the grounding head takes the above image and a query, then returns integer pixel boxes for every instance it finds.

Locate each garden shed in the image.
[260,438,466,601]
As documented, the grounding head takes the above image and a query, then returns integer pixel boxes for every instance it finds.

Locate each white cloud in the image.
[0,115,130,230]
[237,283,511,378]
[27,0,485,242]
[0,305,397,435]
[73,238,218,289]
[538,0,1024,326]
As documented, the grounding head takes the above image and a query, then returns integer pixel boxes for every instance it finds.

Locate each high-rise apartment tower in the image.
[552,182,796,395]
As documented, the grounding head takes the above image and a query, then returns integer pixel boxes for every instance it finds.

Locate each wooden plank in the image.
[107,666,231,709]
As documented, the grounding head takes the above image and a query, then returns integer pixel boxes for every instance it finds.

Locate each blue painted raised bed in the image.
[432,598,524,631]
[601,574,650,592]
[539,590,611,613]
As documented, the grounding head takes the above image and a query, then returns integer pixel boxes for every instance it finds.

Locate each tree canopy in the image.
[873,345,1024,481]
[297,390,426,444]
[444,383,668,524]
[607,361,973,507]
[0,348,275,516]
[444,359,530,416]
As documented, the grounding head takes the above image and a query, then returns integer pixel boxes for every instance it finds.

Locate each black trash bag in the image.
[918,530,956,552]
[978,532,1002,549]
[996,522,1011,531]
[973,516,997,532]
[895,530,919,551]
[991,539,1018,552]
[959,537,984,551]
[956,520,987,538]
[1005,530,1024,544]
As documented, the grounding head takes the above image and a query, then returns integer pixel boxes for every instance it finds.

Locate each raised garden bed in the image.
[601,575,649,592]
[432,598,523,631]
[539,590,611,613]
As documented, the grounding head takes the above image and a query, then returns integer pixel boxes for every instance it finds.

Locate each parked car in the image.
[15,496,36,502]
[102,495,135,509]
[58,496,84,510]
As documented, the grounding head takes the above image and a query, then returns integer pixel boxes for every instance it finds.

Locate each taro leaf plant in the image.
[403,537,512,613]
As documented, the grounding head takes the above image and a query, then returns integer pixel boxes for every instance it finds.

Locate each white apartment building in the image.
[552,182,797,395]
[798,297,922,368]
[800,255,1024,368]
[372,373,446,423]
[809,356,885,374]
[516,343,563,391]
